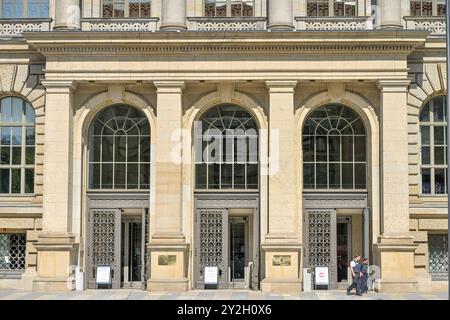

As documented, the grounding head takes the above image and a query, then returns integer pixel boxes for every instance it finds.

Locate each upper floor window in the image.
[411,0,446,16]
[303,105,367,190]
[0,0,49,19]
[307,0,357,17]
[204,0,254,17]
[428,234,448,279]
[102,0,151,18]
[420,95,447,195]
[0,96,35,195]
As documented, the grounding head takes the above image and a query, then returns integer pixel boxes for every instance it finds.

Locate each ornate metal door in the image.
[87,209,121,289]
[303,209,337,289]
[195,209,228,289]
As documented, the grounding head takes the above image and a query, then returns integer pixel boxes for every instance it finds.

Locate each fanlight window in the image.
[420,95,447,195]
[88,105,150,191]
[303,105,367,190]
[195,105,259,190]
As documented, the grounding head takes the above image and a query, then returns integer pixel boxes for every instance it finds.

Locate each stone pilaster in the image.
[374,80,418,293]
[160,0,187,31]
[261,81,301,295]
[268,0,294,31]
[33,80,78,292]
[376,0,402,30]
[147,81,189,292]
[54,0,81,30]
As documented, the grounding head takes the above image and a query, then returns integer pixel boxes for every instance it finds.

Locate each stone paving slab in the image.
[0,289,447,300]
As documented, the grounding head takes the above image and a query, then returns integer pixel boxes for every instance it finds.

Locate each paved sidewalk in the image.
[0,289,447,300]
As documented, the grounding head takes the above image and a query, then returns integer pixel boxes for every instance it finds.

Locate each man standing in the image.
[346,255,362,296]
[360,258,369,294]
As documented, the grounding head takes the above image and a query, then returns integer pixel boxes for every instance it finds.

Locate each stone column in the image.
[374,80,418,292]
[376,0,402,29]
[268,0,294,31]
[54,0,81,30]
[160,0,187,30]
[261,81,301,295]
[33,81,78,292]
[147,81,189,292]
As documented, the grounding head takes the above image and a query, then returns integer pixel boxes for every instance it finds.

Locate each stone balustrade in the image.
[404,16,446,35]
[81,18,159,32]
[295,16,373,31]
[187,17,267,31]
[0,19,52,37]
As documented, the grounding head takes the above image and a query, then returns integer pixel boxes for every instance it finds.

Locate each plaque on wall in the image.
[272,255,291,266]
[158,255,177,266]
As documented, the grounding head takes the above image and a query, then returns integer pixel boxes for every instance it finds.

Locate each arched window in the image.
[0,96,35,194]
[195,104,258,190]
[88,105,150,191]
[303,104,367,190]
[420,95,447,195]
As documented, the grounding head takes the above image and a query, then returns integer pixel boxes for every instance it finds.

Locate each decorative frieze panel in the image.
[303,194,368,209]
[295,17,372,31]
[81,18,158,32]
[0,19,51,37]
[187,17,266,31]
[405,17,446,35]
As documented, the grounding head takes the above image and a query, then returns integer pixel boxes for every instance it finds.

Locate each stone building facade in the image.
[0,0,448,294]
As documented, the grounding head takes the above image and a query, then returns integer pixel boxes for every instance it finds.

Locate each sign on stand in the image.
[314,266,329,289]
[204,266,218,289]
[96,265,112,289]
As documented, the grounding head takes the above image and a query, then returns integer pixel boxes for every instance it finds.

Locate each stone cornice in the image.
[23,30,429,57]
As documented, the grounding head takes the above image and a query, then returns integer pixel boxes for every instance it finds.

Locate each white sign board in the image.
[204,266,218,285]
[315,267,329,286]
[96,265,112,285]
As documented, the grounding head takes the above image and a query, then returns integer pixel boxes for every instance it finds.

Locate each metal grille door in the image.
[87,209,121,289]
[303,209,337,289]
[195,209,228,288]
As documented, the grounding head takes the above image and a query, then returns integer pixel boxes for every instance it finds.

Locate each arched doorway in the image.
[302,104,369,289]
[193,104,260,290]
[85,104,151,289]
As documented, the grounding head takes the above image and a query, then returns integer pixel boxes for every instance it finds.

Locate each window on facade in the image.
[428,234,448,278]
[204,0,254,17]
[195,105,259,190]
[88,105,151,191]
[410,0,446,16]
[0,97,35,195]
[0,233,26,273]
[102,0,151,18]
[303,105,367,190]
[420,95,447,195]
[307,0,357,17]
[0,0,49,18]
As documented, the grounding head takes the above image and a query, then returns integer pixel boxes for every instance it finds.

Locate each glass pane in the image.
[0,169,9,193]
[127,164,139,189]
[420,104,430,122]
[421,168,431,194]
[195,164,207,189]
[328,136,340,162]
[1,127,11,145]
[11,127,21,145]
[342,163,353,189]
[102,163,113,189]
[25,169,34,194]
[25,147,35,165]
[140,137,151,162]
[1,98,12,122]
[25,127,35,146]
[1,1,23,19]
[115,135,127,163]
[101,136,114,162]
[234,164,245,189]
[11,169,20,194]
[247,164,258,189]
[434,126,445,145]
[434,146,445,165]
[303,136,314,162]
[0,147,10,165]
[114,164,126,189]
[316,163,327,188]
[355,163,366,189]
[422,146,430,164]
[303,163,315,189]
[25,104,35,123]
[127,136,139,162]
[140,164,150,189]
[421,126,430,145]
[437,0,446,16]
[90,163,101,189]
[208,164,220,189]
[28,0,49,18]
[221,164,233,189]
[91,136,101,162]
[11,147,21,165]
[11,98,22,123]
[354,136,366,162]
[329,163,340,189]
[316,136,327,161]
[341,136,353,161]
[433,98,445,122]
[435,168,446,194]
